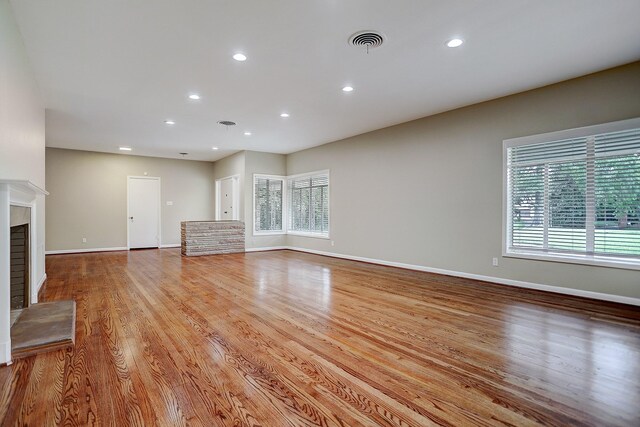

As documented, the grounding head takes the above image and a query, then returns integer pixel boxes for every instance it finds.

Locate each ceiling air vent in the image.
[217,120,236,126]
[349,31,385,51]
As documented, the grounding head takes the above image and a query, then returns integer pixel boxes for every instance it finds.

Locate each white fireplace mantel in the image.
[0,179,48,200]
[0,180,48,365]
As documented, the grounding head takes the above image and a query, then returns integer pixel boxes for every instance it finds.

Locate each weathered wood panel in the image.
[181,220,245,256]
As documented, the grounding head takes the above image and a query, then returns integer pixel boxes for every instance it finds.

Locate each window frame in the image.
[502,117,640,271]
[252,170,331,239]
[287,170,330,239]
[252,174,286,236]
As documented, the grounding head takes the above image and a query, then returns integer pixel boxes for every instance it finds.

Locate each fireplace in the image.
[10,206,30,311]
[1,180,48,365]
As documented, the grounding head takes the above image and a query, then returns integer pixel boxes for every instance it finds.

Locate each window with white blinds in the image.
[253,175,284,233]
[504,118,640,268]
[288,171,329,237]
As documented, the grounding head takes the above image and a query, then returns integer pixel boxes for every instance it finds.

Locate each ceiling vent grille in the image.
[217,120,236,126]
[349,31,385,50]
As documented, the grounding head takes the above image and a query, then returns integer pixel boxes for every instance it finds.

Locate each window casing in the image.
[252,170,330,238]
[253,175,285,234]
[504,118,640,270]
[287,171,329,237]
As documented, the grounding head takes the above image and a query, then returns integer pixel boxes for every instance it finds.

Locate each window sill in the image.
[253,231,286,236]
[287,231,330,240]
[504,250,640,271]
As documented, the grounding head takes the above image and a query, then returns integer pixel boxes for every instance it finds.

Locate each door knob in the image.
[129,216,134,220]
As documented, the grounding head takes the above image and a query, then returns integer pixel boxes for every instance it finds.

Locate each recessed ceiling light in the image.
[280,113,290,118]
[212,147,219,150]
[342,86,354,92]
[119,146,132,151]
[233,53,247,61]
[165,120,175,125]
[446,38,464,48]
[188,94,201,100]
[244,131,252,136]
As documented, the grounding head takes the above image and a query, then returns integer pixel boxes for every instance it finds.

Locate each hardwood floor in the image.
[1,249,639,426]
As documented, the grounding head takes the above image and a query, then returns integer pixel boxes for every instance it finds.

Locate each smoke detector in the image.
[349,31,385,52]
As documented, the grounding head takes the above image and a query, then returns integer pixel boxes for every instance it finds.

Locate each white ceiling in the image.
[10,0,640,161]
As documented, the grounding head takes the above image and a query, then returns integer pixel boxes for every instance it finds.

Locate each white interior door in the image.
[219,177,235,220]
[128,177,160,248]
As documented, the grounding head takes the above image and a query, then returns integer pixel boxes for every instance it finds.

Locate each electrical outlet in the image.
[82,237,87,243]
[492,257,499,267]
[331,240,335,246]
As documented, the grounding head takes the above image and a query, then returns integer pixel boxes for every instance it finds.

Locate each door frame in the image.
[215,175,240,220]
[127,176,161,249]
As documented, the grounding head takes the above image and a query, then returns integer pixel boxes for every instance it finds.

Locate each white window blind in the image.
[254,176,284,233]
[288,172,329,236]
[506,121,640,266]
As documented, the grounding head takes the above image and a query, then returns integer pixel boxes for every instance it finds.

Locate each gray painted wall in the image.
[45,148,216,250]
[211,150,287,249]
[44,62,640,300]
[285,62,640,299]
[244,151,287,249]
[0,0,45,189]
[0,0,46,362]
[212,151,245,221]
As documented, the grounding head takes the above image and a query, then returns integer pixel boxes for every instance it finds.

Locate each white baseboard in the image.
[246,246,640,306]
[36,273,47,295]
[0,340,11,365]
[245,246,288,252]
[160,244,181,248]
[45,246,128,255]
